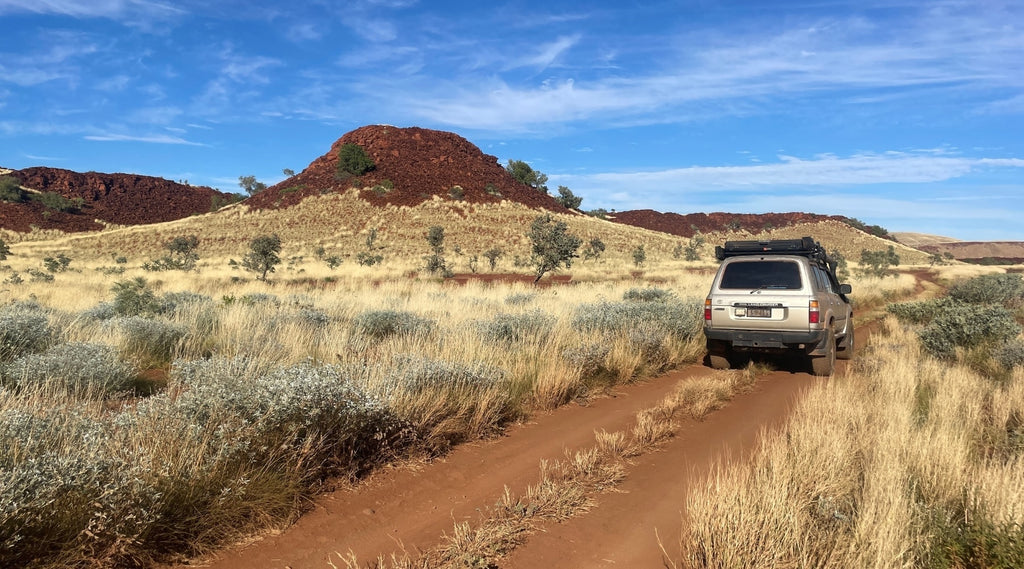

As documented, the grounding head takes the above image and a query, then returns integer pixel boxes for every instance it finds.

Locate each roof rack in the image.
[715,237,822,260]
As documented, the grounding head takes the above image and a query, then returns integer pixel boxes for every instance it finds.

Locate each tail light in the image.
[704,298,712,321]
[809,300,820,324]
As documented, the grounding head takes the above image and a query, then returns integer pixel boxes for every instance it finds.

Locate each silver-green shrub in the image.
[948,273,1024,306]
[1,342,136,397]
[572,298,703,342]
[117,316,188,368]
[622,287,675,303]
[918,303,1021,360]
[886,297,957,325]
[0,301,51,362]
[352,309,434,339]
[996,339,1024,370]
[476,310,555,343]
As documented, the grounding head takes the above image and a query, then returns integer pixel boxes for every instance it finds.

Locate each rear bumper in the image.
[705,328,828,355]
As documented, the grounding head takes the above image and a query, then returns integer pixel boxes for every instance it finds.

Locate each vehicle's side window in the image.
[813,266,834,293]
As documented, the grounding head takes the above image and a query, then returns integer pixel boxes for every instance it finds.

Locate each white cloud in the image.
[0,0,184,19]
[84,132,205,145]
[551,152,1024,194]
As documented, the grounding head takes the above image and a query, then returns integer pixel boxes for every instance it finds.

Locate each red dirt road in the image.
[190,365,824,569]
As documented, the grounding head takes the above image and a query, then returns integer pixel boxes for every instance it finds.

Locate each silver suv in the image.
[703,237,853,376]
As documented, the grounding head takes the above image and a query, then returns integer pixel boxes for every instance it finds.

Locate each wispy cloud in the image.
[84,132,205,145]
[510,34,581,71]
[0,0,184,19]
[552,152,1024,193]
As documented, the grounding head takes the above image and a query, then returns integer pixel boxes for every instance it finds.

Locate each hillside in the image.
[245,125,568,212]
[0,166,233,233]
[610,210,860,239]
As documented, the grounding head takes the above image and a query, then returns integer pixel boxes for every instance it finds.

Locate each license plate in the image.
[747,307,771,318]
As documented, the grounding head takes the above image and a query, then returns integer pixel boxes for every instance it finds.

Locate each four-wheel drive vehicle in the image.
[703,237,853,376]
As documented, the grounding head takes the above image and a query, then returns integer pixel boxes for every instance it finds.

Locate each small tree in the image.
[238,175,267,196]
[0,176,25,203]
[42,254,71,273]
[337,143,375,178]
[556,186,582,210]
[859,246,900,278]
[242,234,282,281]
[582,237,606,261]
[483,247,503,271]
[0,238,11,261]
[356,228,384,266]
[282,168,296,177]
[505,159,548,193]
[528,214,581,283]
[424,225,450,276]
[632,244,647,267]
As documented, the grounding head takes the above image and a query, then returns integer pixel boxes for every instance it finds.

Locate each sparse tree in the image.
[242,234,282,281]
[282,168,296,177]
[528,214,581,283]
[505,159,548,193]
[585,208,609,220]
[42,253,71,273]
[483,247,503,271]
[859,246,900,278]
[238,175,267,196]
[556,186,582,210]
[337,143,375,178]
[632,244,647,267]
[0,238,10,261]
[582,237,606,261]
[424,225,450,276]
[356,228,384,266]
[0,176,25,203]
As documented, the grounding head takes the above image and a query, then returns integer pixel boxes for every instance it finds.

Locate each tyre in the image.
[810,329,836,376]
[836,324,854,360]
[708,353,731,370]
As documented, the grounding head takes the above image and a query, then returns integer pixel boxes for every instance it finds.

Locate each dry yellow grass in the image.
[677,315,1024,568]
[2,189,926,268]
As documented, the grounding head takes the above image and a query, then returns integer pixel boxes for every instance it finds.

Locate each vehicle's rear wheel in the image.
[810,329,836,376]
[836,324,854,360]
[708,353,731,370]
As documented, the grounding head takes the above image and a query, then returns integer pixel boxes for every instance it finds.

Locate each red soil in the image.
[0,167,233,232]
[187,362,832,569]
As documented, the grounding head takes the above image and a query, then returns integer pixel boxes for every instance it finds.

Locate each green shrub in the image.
[0,175,25,202]
[1,342,136,397]
[476,310,555,343]
[918,303,1021,360]
[352,310,434,340]
[31,191,82,213]
[0,238,11,261]
[623,287,675,303]
[336,143,375,178]
[42,253,71,273]
[504,292,536,306]
[0,302,52,362]
[112,277,161,317]
[886,297,957,324]
[948,273,1024,306]
[996,339,1024,370]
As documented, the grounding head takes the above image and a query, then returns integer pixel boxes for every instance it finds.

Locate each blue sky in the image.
[1,0,1022,241]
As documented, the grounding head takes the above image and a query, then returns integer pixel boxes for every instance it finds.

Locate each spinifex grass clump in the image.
[379,355,515,453]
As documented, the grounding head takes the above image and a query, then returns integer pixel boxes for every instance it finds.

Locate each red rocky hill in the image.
[246,125,568,212]
[610,209,889,239]
[0,167,234,233]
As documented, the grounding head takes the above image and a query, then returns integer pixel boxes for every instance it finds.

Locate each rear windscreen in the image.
[719,260,802,290]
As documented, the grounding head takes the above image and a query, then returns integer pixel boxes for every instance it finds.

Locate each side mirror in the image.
[840,284,852,294]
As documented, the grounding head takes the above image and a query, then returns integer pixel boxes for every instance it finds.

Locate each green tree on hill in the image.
[505,160,548,193]
[528,214,581,282]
